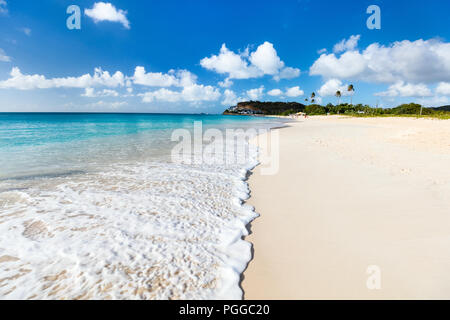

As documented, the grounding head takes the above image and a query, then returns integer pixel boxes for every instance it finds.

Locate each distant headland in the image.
[223,101,305,116]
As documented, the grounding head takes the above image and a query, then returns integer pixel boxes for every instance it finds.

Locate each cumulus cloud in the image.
[139,84,220,104]
[249,42,284,75]
[201,42,300,81]
[436,82,450,96]
[267,86,304,98]
[268,89,283,96]
[200,44,261,80]
[311,51,367,80]
[311,38,450,84]
[132,66,196,87]
[375,81,433,97]
[133,66,222,104]
[333,35,361,53]
[317,79,351,97]
[0,48,11,62]
[222,87,268,106]
[0,67,125,90]
[0,0,7,14]
[222,89,240,106]
[85,2,130,29]
[0,64,222,105]
[274,66,301,81]
[285,86,304,97]
[315,38,450,84]
[246,86,264,100]
[218,78,234,88]
[419,95,450,108]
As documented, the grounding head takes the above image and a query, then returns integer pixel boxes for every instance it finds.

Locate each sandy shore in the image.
[243,116,450,299]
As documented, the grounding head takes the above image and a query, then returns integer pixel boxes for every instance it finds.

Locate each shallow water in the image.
[0,113,285,299]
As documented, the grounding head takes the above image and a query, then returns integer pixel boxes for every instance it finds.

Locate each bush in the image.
[280,109,296,116]
[305,104,327,115]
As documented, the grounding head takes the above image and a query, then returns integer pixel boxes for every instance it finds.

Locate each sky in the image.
[0,0,450,113]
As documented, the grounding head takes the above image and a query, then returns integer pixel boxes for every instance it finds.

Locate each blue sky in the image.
[1,0,450,113]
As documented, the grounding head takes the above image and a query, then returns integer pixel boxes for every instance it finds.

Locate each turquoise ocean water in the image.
[0,113,285,299]
[0,113,282,180]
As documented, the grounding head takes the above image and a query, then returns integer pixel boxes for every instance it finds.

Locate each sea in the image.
[0,113,286,300]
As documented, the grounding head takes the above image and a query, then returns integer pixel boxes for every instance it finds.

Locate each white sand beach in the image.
[243,116,450,299]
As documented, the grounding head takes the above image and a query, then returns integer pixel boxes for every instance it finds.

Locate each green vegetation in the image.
[280,109,297,116]
[305,104,326,115]
[302,103,450,119]
[224,85,449,119]
[224,100,450,119]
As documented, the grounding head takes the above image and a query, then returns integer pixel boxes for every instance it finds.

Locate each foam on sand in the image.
[0,143,260,299]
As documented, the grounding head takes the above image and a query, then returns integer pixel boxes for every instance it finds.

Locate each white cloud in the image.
[267,89,283,96]
[436,82,450,96]
[0,0,7,14]
[274,66,301,81]
[218,78,233,88]
[139,84,220,104]
[285,86,304,97]
[375,81,433,97]
[246,86,264,100]
[249,42,284,75]
[181,84,220,102]
[0,48,10,62]
[200,44,261,79]
[0,67,125,90]
[222,89,240,106]
[419,95,449,108]
[333,35,361,53]
[201,42,300,80]
[140,89,180,103]
[311,38,450,84]
[267,86,304,97]
[310,51,367,80]
[82,88,96,97]
[317,48,327,55]
[317,79,351,97]
[82,87,119,97]
[0,65,221,106]
[85,2,130,29]
[222,87,266,106]
[132,66,196,87]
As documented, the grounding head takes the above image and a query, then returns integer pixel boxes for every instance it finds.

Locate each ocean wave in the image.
[0,139,259,299]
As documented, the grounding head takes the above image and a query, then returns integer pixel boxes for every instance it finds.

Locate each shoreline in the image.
[242,116,450,299]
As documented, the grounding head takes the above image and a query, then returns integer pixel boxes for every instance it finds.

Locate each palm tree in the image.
[335,90,342,105]
[310,92,316,105]
[347,84,355,105]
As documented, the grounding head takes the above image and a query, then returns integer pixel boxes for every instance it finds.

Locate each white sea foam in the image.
[0,135,260,300]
